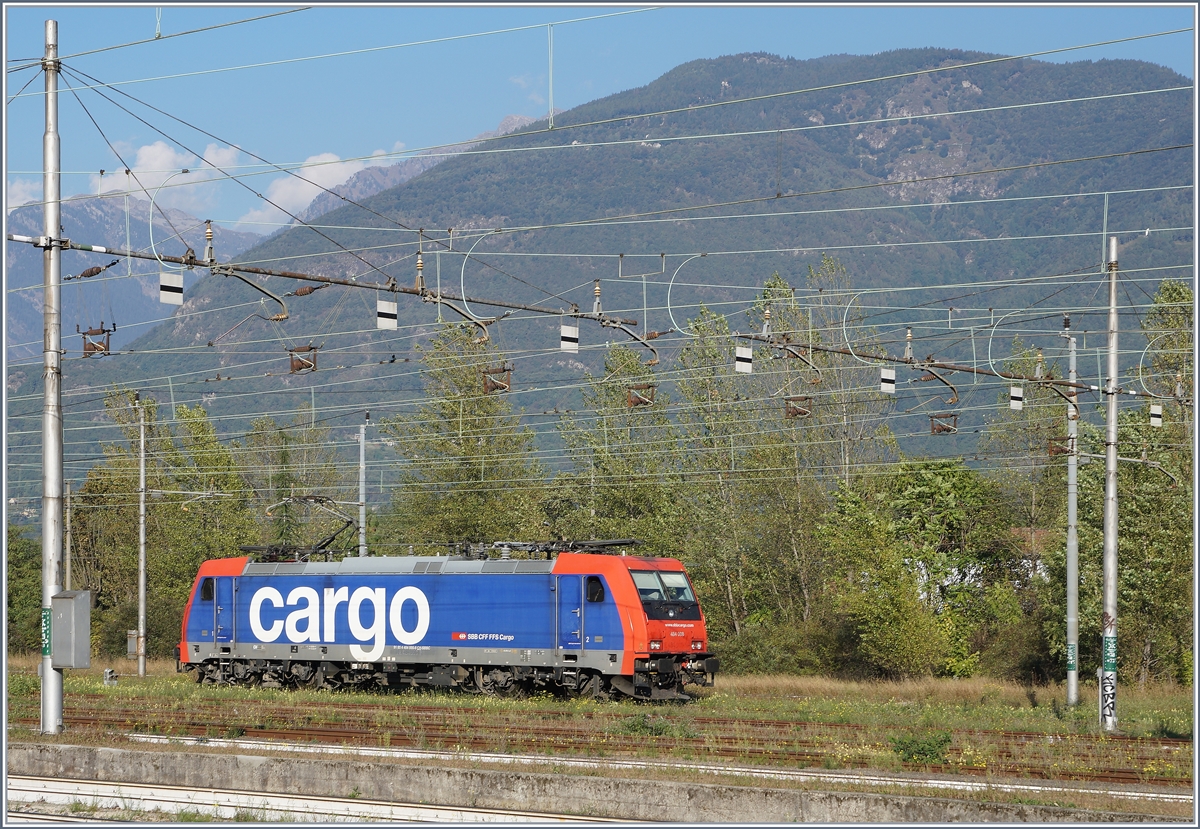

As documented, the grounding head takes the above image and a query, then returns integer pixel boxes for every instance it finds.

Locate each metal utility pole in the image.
[40,18,64,736]
[64,481,72,591]
[138,393,147,678]
[1062,316,1079,707]
[1101,236,1119,731]
[359,413,368,557]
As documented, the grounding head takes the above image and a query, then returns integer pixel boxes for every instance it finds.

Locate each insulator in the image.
[904,327,913,361]
[1035,349,1045,380]
[203,220,214,263]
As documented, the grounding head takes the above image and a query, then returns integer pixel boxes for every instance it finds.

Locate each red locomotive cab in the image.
[627,564,708,655]
[618,557,718,698]
[551,552,718,698]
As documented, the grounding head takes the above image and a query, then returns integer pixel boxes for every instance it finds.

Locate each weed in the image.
[176,809,213,822]
[889,730,952,764]
[67,800,98,814]
[348,786,361,799]
[6,673,38,697]
[1151,719,1192,740]
[619,713,670,736]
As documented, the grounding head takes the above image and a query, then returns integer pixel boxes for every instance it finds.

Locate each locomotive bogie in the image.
[178,552,717,700]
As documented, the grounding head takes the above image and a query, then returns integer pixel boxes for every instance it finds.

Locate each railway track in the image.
[9,715,1190,796]
[125,734,1194,806]
[9,695,1190,791]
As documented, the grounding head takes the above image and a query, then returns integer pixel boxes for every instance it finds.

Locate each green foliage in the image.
[1141,279,1193,402]
[6,672,38,697]
[1036,278,1193,687]
[6,524,42,654]
[889,731,952,764]
[69,391,260,657]
[549,345,685,552]
[376,324,546,552]
[238,407,347,548]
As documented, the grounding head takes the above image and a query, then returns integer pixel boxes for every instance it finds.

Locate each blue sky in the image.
[4,4,1195,231]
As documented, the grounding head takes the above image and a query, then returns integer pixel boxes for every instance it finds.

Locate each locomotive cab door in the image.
[556,575,582,650]
[214,577,235,643]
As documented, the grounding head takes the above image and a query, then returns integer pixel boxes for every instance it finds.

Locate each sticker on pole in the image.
[560,323,579,353]
[734,345,753,374]
[1150,404,1163,427]
[41,608,51,656]
[159,272,184,305]
[880,367,896,394]
[377,298,398,330]
[1010,385,1024,410]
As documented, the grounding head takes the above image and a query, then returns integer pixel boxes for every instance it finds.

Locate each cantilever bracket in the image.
[212,266,289,321]
[575,311,659,365]
[777,343,823,384]
[912,365,959,406]
[423,291,504,343]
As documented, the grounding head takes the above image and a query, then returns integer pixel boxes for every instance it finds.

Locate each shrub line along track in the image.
[123,734,1193,805]
[10,693,1191,791]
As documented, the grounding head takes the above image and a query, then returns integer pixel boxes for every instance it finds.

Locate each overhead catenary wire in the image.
[5,8,658,84]
[5,7,313,70]
[9,25,1185,508]
[15,85,1189,212]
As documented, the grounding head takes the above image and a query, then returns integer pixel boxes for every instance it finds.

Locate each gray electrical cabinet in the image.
[51,590,91,669]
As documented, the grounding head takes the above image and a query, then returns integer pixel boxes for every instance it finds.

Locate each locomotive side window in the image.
[586,576,605,603]
[199,577,214,601]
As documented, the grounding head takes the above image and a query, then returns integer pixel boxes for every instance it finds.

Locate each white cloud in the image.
[6,177,40,213]
[235,151,392,232]
[86,141,242,215]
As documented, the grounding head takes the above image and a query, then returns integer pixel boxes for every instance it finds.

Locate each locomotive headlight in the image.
[649,640,663,651]
[691,640,703,650]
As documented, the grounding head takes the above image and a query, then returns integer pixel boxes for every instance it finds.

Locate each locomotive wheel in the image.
[587,673,612,701]
[474,667,520,697]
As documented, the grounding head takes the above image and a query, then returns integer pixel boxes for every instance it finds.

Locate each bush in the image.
[712,621,827,675]
[890,730,952,764]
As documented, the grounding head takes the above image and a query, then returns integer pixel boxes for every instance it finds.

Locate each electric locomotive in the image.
[176,541,718,700]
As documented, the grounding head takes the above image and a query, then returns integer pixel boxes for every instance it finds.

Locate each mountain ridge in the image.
[5,47,1192,507]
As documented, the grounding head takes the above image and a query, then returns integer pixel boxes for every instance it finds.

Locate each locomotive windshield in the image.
[630,570,701,620]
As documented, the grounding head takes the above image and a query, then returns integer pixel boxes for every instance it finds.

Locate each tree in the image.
[6,524,42,654]
[70,390,259,656]
[377,324,545,553]
[239,406,347,548]
[1044,411,1193,687]
[549,344,685,552]
[1140,279,1193,407]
